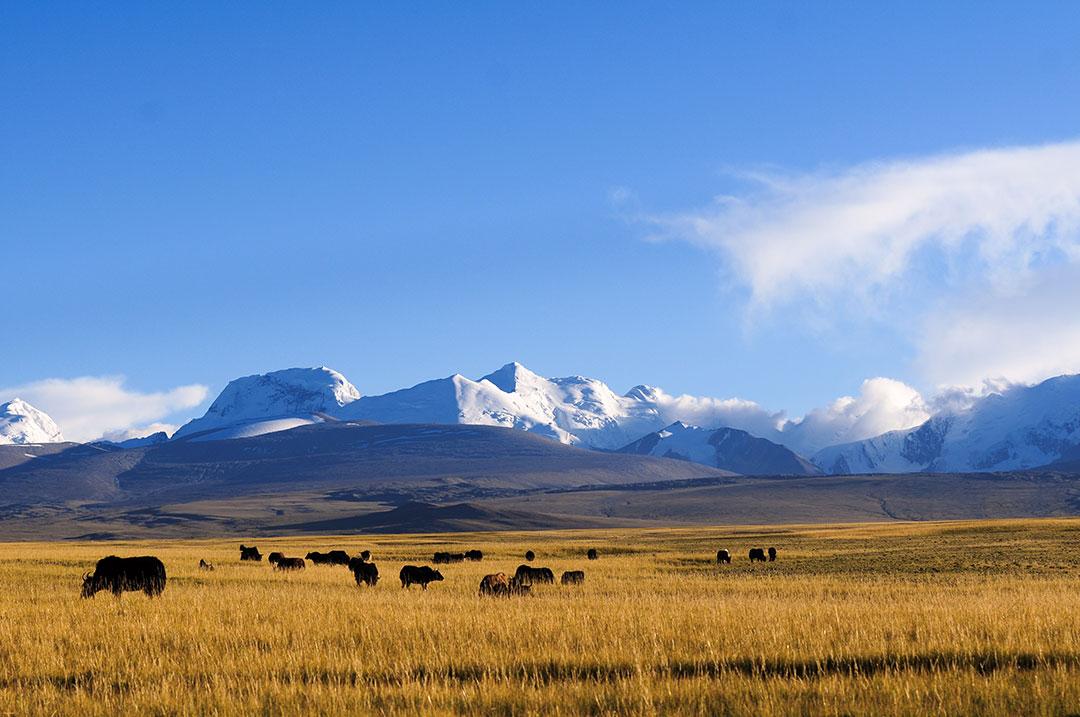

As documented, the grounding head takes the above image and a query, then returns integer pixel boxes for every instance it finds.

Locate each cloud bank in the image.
[651,138,1080,390]
[655,139,1080,307]
[647,377,930,456]
[0,377,208,443]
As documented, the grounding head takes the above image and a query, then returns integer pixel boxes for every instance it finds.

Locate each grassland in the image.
[1,518,1079,715]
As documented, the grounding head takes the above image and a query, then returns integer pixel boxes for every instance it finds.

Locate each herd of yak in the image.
[79,544,779,599]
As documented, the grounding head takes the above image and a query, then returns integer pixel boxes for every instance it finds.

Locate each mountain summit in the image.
[0,399,65,445]
[173,367,360,440]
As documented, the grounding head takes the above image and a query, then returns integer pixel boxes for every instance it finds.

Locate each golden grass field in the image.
[1,518,1079,715]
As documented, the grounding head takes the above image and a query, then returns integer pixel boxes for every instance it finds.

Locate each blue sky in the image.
[5,3,1080,441]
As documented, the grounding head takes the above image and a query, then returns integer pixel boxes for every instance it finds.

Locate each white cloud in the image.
[650,389,787,441]
[0,377,208,443]
[100,423,180,442]
[652,139,1080,308]
[648,378,930,456]
[918,265,1080,388]
[781,378,930,454]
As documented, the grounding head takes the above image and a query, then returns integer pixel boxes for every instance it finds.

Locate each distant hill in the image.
[619,421,820,476]
[0,421,730,537]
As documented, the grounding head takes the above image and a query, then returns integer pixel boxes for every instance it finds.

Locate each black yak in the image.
[399,565,444,589]
[240,545,262,561]
[359,550,371,562]
[349,557,379,587]
[716,549,731,564]
[525,550,535,562]
[587,548,598,560]
[561,570,585,585]
[749,548,767,563]
[267,552,285,566]
[464,549,483,561]
[306,550,350,566]
[432,552,465,564]
[514,564,555,585]
[82,556,166,598]
[768,547,777,562]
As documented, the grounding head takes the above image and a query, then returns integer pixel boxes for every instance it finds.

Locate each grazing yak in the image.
[716,549,731,564]
[348,557,379,587]
[198,559,214,571]
[400,565,444,589]
[768,547,777,562]
[464,549,483,561]
[359,550,371,562]
[432,552,465,564]
[267,552,285,566]
[514,564,555,585]
[749,548,767,563]
[525,550,535,562]
[587,548,598,560]
[479,572,511,597]
[273,557,305,571]
[561,570,585,585]
[82,556,166,598]
[240,545,262,561]
[306,550,350,566]
[479,573,532,597]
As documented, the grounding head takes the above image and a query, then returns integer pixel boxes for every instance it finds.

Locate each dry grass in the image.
[1,518,1079,715]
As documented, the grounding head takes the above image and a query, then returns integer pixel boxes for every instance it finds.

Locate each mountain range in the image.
[814,374,1080,474]
[7,363,1080,476]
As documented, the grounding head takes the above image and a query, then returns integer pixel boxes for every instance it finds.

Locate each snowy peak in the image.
[620,421,820,476]
[0,398,65,445]
[812,374,1080,474]
[173,367,359,439]
[479,361,544,393]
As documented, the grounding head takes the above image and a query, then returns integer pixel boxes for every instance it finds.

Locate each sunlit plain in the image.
[1,519,1078,715]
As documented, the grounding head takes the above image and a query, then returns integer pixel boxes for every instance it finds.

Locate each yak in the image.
[348,557,379,587]
[479,572,511,597]
[267,552,285,566]
[514,564,555,585]
[82,556,166,598]
[274,557,305,571]
[198,559,215,571]
[359,550,371,562]
[768,547,777,562]
[587,548,598,560]
[524,550,535,562]
[561,570,585,585]
[306,550,350,566]
[432,551,465,564]
[464,549,483,561]
[716,549,731,564]
[399,565,444,589]
[240,545,262,561]
[748,548,767,563]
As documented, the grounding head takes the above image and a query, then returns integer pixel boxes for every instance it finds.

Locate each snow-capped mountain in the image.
[0,399,65,445]
[813,374,1080,473]
[619,421,820,476]
[339,362,667,449]
[172,367,360,440]
[175,362,793,453]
